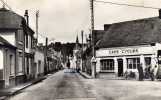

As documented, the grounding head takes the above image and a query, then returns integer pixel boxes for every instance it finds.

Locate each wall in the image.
[0,47,16,88]
[34,50,44,76]
[0,49,3,70]
[0,49,3,84]
[4,48,16,87]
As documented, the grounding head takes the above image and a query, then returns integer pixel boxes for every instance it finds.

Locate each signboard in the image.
[96,46,154,57]
[109,48,138,55]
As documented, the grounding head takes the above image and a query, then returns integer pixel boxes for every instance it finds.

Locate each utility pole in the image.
[44,37,48,75]
[90,0,97,78]
[81,30,84,72]
[36,10,39,44]
[90,0,95,31]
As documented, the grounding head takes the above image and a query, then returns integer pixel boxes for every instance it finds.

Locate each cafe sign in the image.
[109,48,138,55]
[96,46,154,57]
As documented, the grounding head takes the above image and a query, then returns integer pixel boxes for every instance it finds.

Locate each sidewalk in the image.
[0,76,46,100]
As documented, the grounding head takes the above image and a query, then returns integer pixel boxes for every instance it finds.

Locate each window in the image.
[26,34,28,48]
[18,52,23,73]
[26,57,29,74]
[10,55,14,75]
[31,37,33,49]
[17,30,23,42]
[127,58,140,69]
[101,59,114,71]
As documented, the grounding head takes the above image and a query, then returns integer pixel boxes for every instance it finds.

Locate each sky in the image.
[1,0,161,43]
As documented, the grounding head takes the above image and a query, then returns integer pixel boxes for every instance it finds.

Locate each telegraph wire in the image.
[94,0,161,9]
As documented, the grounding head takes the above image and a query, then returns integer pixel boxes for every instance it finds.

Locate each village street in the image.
[6,69,161,100]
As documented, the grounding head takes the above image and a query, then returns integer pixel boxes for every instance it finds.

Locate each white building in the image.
[0,36,16,88]
[96,17,161,78]
[34,47,44,78]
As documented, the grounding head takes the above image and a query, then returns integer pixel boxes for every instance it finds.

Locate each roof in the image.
[0,8,24,29]
[0,36,16,48]
[97,17,161,48]
[0,8,34,35]
[93,30,105,45]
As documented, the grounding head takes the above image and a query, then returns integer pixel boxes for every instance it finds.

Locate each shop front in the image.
[96,44,161,78]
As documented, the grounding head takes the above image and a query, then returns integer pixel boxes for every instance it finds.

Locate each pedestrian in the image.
[67,60,70,69]
[137,63,144,81]
[149,65,155,81]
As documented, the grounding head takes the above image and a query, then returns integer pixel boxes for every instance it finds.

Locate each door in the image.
[118,59,123,77]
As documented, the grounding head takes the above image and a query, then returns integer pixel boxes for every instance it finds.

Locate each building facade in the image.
[34,46,44,78]
[0,36,16,88]
[96,44,161,77]
[0,8,35,86]
[96,17,161,79]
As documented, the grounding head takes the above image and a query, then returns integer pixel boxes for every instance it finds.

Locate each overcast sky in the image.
[1,0,161,43]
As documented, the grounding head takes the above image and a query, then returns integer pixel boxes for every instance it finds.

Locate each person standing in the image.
[137,63,144,81]
[67,60,70,69]
[149,65,155,81]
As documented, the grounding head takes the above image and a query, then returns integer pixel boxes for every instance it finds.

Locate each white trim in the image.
[97,44,151,50]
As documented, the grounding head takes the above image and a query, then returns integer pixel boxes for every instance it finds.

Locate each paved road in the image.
[7,69,161,100]
[7,69,96,100]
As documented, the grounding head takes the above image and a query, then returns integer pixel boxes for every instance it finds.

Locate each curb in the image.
[12,77,46,96]
[79,71,92,79]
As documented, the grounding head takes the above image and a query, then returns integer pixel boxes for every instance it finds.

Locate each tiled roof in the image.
[0,8,24,29]
[97,17,161,48]
[93,30,105,45]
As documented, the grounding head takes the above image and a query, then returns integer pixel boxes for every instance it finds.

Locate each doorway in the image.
[118,59,123,77]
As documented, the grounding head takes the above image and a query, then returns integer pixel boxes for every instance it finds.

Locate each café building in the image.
[95,17,161,78]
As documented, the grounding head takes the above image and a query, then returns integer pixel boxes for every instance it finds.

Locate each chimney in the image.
[159,9,161,19]
[24,10,29,26]
[104,24,111,31]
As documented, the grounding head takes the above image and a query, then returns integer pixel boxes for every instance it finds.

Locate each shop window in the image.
[127,58,140,69]
[101,59,114,72]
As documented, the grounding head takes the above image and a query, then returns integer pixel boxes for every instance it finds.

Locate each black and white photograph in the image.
[0,0,161,100]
